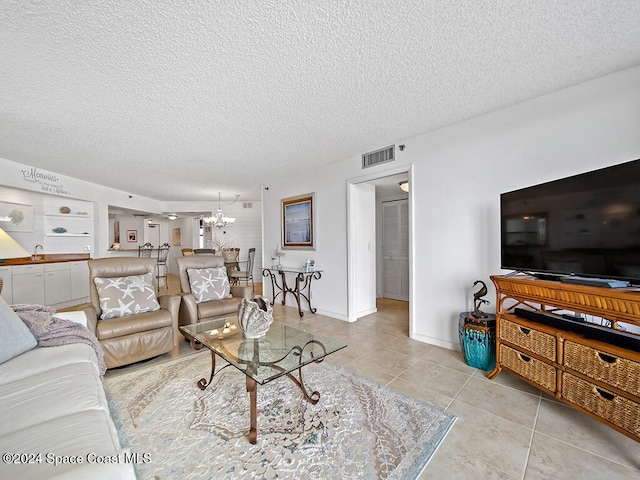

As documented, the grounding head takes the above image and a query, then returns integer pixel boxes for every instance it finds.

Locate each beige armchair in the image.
[87,257,180,369]
[175,255,252,328]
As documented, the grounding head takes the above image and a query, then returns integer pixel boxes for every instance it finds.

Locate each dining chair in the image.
[229,248,255,293]
[193,248,216,255]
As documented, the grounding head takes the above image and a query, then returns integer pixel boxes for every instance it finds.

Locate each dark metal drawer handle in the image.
[518,353,531,362]
[594,387,615,401]
[518,327,531,335]
[596,352,618,365]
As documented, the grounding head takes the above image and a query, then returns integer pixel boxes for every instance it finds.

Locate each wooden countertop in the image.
[1,253,91,266]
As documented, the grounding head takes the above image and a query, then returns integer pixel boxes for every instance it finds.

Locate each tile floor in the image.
[105,279,640,479]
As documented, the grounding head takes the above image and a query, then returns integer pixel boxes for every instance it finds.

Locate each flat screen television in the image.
[500,158,640,285]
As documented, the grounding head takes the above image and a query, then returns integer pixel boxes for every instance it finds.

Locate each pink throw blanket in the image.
[13,304,106,377]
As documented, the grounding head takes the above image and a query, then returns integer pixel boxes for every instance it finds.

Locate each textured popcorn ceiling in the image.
[1,1,639,201]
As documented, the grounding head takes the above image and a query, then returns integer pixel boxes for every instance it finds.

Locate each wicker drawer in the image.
[562,372,640,439]
[564,341,640,397]
[499,318,556,361]
[500,344,556,392]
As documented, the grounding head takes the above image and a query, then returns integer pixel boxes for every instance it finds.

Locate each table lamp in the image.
[0,227,30,262]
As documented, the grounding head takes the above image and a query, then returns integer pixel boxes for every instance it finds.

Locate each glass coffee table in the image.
[180,317,346,444]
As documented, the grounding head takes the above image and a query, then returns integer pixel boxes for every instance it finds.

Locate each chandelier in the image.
[204,193,238,228]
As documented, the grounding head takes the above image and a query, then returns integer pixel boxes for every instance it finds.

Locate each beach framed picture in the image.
[282,193,315,250]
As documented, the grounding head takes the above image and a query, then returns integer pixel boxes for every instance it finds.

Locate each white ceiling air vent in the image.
[362,145,394,169]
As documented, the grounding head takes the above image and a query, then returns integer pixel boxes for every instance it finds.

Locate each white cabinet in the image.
[70,260,89,301]
[44,263,71,305]
[0,266,12,303]
[6,260,89,308]
[12,264,45,305]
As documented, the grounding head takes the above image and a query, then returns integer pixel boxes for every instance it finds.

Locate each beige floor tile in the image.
[341,359,397,386]
[398,360,471,402]
[389,375,463,411]
[384,334,436,358]
[346,347,420,378]
[455,376,541,429]
[422,345,478,375]
[443,400,533,479]
[480,368,544,396]
[525,432,640,480]
[535,398,640,470]
[422,435,519,479]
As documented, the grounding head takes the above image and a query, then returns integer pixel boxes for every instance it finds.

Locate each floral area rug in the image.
[104,352,456,479]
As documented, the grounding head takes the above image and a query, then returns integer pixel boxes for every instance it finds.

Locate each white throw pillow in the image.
[93,273,160,320]
[0,296,37,364]
[187,267,231,303]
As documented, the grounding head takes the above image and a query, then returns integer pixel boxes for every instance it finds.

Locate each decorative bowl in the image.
[59,206,71,214]
[52,227,67,234]
[238,296,273,338]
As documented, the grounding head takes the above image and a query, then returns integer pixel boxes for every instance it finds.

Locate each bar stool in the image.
[156,243,170,290]
[138,242,153,258]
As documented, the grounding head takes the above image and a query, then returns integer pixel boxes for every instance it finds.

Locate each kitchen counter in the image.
[1,253,91,266]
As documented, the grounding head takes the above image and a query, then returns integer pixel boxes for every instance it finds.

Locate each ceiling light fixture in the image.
[204,193,239,228]
[399,180,409,193]
[167,214,178,220]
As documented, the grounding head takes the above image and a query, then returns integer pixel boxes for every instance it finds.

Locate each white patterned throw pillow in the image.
[94,273,161,320]
[187,267,232,303]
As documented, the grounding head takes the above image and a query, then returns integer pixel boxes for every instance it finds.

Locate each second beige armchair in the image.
[175,255,253,328]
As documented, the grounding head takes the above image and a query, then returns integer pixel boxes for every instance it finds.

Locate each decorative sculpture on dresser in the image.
[472,280,490,318]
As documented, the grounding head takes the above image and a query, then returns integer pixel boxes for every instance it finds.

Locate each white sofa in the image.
[0,307,136,479]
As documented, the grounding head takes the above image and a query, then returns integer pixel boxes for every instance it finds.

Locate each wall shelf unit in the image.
[43,199,94,254]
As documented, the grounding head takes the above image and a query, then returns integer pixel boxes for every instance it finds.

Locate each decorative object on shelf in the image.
[281,193,315,250]
[303,259,315,271]
[204,192,239,228]
[238,296,274,338]
[272,245,285,269]
[471,280,490,318]
[59,206,71,214]
[52,227,67,234]
[77,211,89,215]
[458,312,496,370]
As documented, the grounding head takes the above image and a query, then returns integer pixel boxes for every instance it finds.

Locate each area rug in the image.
[104,352,456,479]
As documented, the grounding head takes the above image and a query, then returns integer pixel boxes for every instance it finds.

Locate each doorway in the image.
[347,166,412,332]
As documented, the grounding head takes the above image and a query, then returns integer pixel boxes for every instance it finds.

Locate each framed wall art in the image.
[281,193,315,250]
[127,230,138,243]
[0,201,34,232]
[172,227,182,246]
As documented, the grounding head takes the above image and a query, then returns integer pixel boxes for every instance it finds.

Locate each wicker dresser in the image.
[488,274,640,442]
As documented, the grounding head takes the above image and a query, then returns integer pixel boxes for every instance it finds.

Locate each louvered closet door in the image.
[382,199,409,301]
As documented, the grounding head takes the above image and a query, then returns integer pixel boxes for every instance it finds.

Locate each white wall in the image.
[262,65,640,349]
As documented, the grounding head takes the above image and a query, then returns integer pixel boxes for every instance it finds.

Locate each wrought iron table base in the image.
[193,339,324,444]
[263,268,322,317]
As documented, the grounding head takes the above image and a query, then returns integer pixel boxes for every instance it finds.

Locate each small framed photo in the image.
[282,193,315,250]
[127,230,138,243]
